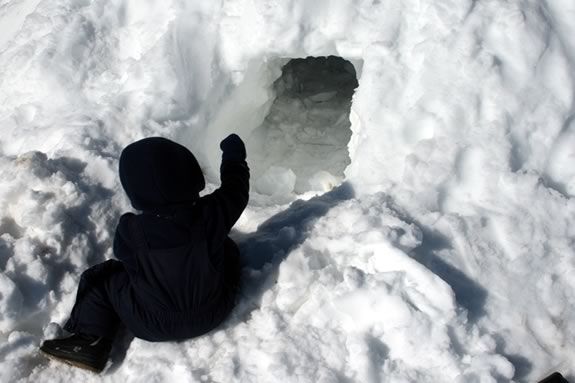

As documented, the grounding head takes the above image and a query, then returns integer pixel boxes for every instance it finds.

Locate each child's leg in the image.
[41,260,128,372]
[64,259,127,339]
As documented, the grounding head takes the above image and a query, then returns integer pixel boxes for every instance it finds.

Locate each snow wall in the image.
[2,0,574,196]
[0,0,575,382]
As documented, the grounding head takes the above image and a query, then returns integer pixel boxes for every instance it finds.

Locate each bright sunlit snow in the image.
[1,0,574,382]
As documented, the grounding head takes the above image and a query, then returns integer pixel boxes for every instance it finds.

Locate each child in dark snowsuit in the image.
[40,134,249,372]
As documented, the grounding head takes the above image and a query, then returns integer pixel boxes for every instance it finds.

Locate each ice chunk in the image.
[308,91,338,103]
[254,166,296,196]
[307,170,339,192]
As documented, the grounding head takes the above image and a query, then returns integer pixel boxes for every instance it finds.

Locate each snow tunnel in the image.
[245,56,360,196]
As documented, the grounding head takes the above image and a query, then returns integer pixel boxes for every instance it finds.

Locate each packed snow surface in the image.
[1,0,575,382]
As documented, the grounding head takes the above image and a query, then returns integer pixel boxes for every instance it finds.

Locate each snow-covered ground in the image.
[1,0,574,382]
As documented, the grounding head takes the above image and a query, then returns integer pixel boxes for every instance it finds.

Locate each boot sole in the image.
[40,349,104,374]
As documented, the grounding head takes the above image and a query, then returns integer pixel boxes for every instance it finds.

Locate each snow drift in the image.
[0,0,574,382]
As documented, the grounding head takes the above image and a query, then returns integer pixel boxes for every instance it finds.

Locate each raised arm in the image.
[202,134,250,246]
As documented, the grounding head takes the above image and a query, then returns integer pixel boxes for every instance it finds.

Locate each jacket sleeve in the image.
[203,158,250,247]
[113,213,138,275]
[202,138,250,255]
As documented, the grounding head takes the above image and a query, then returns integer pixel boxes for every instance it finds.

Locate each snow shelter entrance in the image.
[248,56,359,196]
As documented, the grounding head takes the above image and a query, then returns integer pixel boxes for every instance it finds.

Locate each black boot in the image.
[538,372,570,383]
[40,333,113,373]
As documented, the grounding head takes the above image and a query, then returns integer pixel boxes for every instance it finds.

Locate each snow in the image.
[0,0,574,382]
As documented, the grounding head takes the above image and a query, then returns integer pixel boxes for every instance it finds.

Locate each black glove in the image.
[220,134,246,161]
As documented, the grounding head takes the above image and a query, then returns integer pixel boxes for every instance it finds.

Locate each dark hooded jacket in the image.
[112,136,249,340]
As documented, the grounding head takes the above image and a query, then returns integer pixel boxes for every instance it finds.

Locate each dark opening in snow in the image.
[247,56,359,196]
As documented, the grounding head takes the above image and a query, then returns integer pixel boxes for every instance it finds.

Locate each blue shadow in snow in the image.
[236,182,355,270]
[381,195,488,323]
[229,182,355,313]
